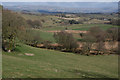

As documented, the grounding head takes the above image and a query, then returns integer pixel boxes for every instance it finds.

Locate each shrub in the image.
[2,41,15,52]
[69,20,79,24]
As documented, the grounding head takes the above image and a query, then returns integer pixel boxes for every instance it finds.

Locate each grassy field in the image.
[32,29,55,43]
[30,24,119,43]
[41,24,119,31]
[72,24,119,31]
[3,44,118,78]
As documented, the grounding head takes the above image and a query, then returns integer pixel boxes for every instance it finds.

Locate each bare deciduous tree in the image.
[54,31,78,51]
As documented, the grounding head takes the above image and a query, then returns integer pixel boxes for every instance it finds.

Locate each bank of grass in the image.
[3,44,118,78]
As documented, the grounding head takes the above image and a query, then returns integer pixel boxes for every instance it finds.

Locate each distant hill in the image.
[2,2,118,13]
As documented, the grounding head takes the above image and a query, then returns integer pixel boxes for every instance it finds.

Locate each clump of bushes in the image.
[53,31,79,52]
[69,20,79,24]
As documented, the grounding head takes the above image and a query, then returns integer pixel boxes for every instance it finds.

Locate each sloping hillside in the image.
[3,44,118,78]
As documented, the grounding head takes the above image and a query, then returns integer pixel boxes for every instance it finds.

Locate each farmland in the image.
[20,13,119,44]
[2,3,119,78]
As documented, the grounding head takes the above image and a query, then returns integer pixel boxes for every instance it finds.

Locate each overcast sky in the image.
[0,0,119,2]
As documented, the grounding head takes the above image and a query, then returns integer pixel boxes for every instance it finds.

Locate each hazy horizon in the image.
[1,0,119,2]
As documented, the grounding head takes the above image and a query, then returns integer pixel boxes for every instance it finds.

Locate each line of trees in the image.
[2,9,43,52]
[2,9,27,52]
[51,26,119,55]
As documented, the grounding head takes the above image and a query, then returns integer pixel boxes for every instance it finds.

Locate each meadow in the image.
[2,44,118,78]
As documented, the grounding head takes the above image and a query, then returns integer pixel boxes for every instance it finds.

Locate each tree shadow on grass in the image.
[14,44,22,53]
